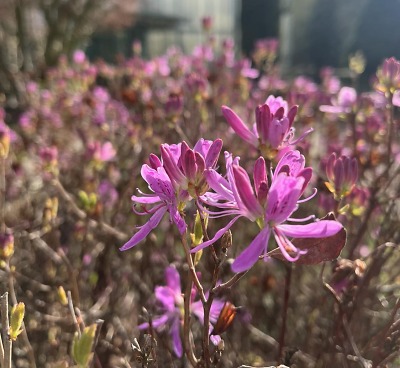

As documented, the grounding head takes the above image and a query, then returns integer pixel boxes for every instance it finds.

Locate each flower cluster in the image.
[122,96,344,273]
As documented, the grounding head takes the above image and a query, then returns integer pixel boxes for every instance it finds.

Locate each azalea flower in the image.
[192,151,343,272]
[222,95,312,159]
[160,138,222,196]
[138,266,224,357]
[119,164,188,251]
[120,139,223,251]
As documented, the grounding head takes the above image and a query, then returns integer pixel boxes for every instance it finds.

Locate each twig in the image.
[247,324,279,350]
[342,315,372,368]
[212,271,248,294]
[323,281,371,368]
[52,179,128,241]
[0,292,11,368]
[58,248,80,307]
[67,291,81,338]
[90,319,104,368]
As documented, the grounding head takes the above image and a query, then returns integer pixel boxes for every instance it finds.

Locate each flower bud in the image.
[201,16,212,32]
[0,232,14,262]
[72,324,97,367]
[57,286,68,306]
[375,57,400,94]
[9,302,25,341]
[39,146,59,179]
[212,301,237,335]
[325,153,358,200]
[0,121,11,159]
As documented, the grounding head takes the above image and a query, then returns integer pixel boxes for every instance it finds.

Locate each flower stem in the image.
[202,260,221,367]
[277,263,292,363]
[181,235,206,304]
[196,202,218,264]
[183,269,198,367]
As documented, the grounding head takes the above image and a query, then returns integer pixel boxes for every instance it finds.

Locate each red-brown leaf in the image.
[268,213,347,265]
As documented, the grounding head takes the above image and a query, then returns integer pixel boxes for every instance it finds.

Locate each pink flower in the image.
[375,57,400,93]
[87,141,116,162]
[121,139,223,250]
[320,87,357,114]
[120,165,188,251]
[73,50,86,65]
[160,139,223,197]
[222,95,312,159]
[192,151,343,272]
[138,266,223,357]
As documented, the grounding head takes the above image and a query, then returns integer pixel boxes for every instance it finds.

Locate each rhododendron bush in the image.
[0,38,399,368]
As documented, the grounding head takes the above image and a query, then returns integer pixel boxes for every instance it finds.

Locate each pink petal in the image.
[204,139,223,168]
[222,106,257,145]
[205,169,235,202]
[266,174,303,224]
[131,194,161,204]
[155,286,176,311]
[170,207,187,235]
[253,157,267,197]
[171,317,183,357]
[232,165,263,218]
[278,220,343,238]
[165,266,181,295]
[231,227,270,273]
[120,207,166,250]
[138,314,169,330]
[256,104,271,142]
[191,216,241,253]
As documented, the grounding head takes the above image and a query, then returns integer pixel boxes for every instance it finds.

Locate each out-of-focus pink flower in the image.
[320,67,341,95]
[87,141,116,163]
[165,93,184,116]
[202,16,212,31]
[138,266,223,357]
[132,40,142,56]
[320,87,357,114]
[252,38,279,66]
[236,59,259,79]
[98,181,119,209]
[73,50,86,65]
[375,57,400,93]
[39,146,59,179]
